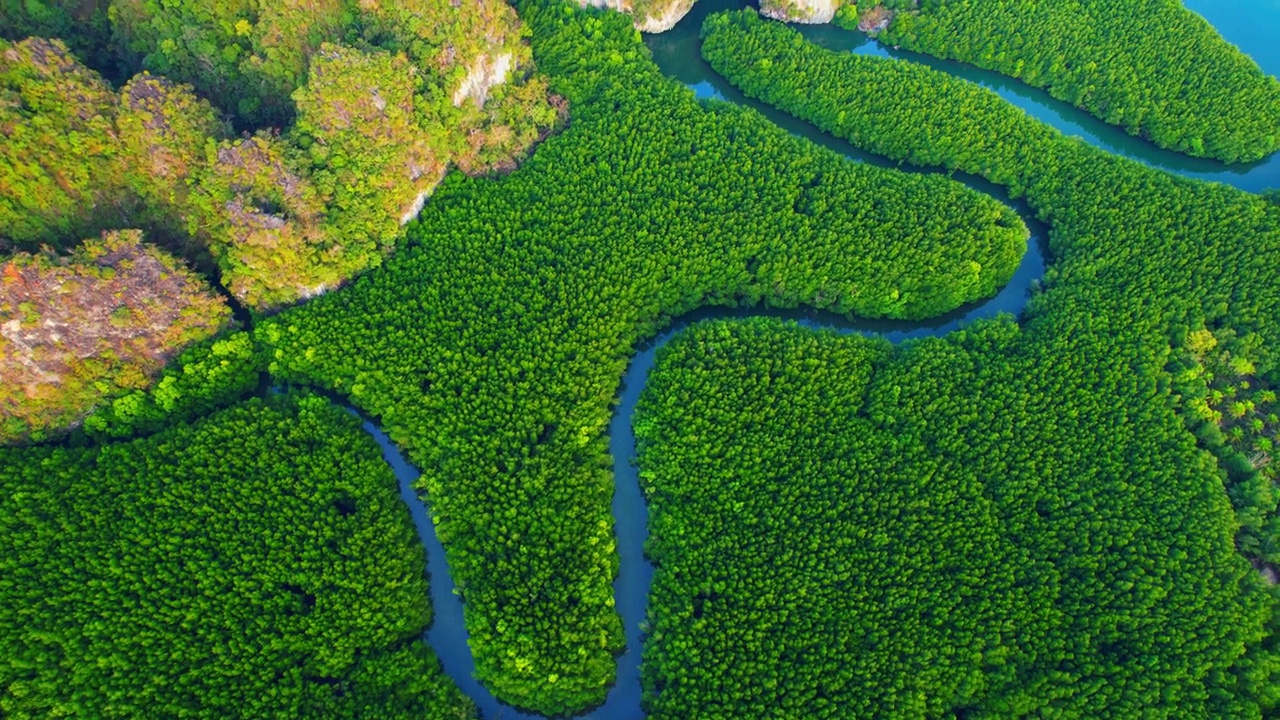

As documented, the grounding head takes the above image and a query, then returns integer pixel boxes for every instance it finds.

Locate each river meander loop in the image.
[358,2,1276,716]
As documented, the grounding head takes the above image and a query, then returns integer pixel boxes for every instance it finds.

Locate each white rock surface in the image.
[760,0,839,24]
[578,0,696,33]
[636,0,696,32]
[451,52,514,108]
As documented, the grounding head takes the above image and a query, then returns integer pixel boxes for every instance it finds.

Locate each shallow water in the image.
[377,1,1277,716]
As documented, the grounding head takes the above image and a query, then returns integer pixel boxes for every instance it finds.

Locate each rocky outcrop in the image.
[0,230,231,443]
[759,0,839,24]
[452,52,515,108]
[579,0,628,11]
[578,0,697,34]
[637,0,697,32]
[857,5,894,33]
[399,165,449,225]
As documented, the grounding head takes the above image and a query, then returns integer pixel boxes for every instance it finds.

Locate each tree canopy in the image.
[0,38,129,250]
[638,313,1277,717]
[873,0,1280,163]
[632,9,1280,712]
[255,1,1028,711]
[2,1,1279,716]
[0,393,475,718]
[1,0,562,311]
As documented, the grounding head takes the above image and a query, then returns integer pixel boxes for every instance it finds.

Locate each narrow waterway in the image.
[646,0,1280,194]
[362,242,1047,720]
[361,297,1047,720]
[366,3,1277,717]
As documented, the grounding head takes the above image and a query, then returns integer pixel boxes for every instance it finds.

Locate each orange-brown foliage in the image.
[0,229,231,442]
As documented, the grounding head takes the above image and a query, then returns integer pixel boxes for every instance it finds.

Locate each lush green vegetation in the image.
[0,393,474,718]
[4,1,1279,716]
[1169,326,1280,570]
[116,71,231,266]
[865,0,1280,163]
[290,44,443,265]
[0,230,231,444]
[702,9,1280,367]
[580,9,1280,715]
[194,132,349,309]
[635,319,1033,717]
[81,331,266,441]
[0,38,132,251]
[638,314,1279,717]
[106,0,545,129]
[2,1,560,311]
[256,1,1027,712]
[1,40,224,263]
[0,0,115,77]
[108,0,344,128]
[637,318,1037,717]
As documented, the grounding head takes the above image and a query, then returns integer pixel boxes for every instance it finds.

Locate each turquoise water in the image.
[1184,0,1280,76]
[384,2,1279,717]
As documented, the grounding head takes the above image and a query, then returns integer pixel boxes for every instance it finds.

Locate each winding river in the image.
[358,4,1278,718]
[648,0,1280,194]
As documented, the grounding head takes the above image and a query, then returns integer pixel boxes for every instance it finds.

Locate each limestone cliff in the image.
[452,52,516,108]
[0,230,231,443]
[579,0,697,34]
[760,0,840,24]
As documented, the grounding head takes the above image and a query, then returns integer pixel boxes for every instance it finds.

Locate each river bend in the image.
[362,2,1278,717]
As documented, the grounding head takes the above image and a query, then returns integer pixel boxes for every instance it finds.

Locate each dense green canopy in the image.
[80,330,266,441]
[0,0,114,77]
[871,0,1280,163]
[0,394,474,718]
[620,9,1280,715]
[638,313,1280,717]
[257,2,1027,712]
[2,1,1278,717]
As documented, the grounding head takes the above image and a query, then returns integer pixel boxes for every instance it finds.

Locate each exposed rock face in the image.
[452,52,515,107]
[578,0,697,33]
[579,0,630,14]
[399,167,449,226]
[636,0,697,32]
[0,230,230,442]
[760,0,839,24]
[857,5,894,33]
[203,135,339,309]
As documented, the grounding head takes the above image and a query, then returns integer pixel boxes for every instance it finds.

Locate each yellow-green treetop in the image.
[109,0,346,127]
[192,133,346,310]
[292,44,444,260]
[0,38,129,250]
[116,71,230,252]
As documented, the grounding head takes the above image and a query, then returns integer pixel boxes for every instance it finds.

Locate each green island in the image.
[2,0,1280,717]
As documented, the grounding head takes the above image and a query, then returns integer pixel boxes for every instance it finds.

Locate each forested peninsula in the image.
[2,0,1280,718]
